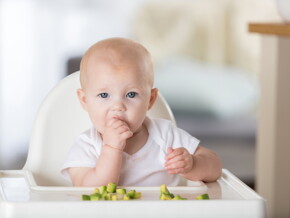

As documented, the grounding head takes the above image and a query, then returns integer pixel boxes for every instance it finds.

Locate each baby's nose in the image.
[111,100,125,112]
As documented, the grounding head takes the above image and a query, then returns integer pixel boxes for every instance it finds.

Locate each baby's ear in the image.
[148,88,158,110]
[77,88,88,111]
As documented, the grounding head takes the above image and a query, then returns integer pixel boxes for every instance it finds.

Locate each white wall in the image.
[0,0,281,170]
[0,0,146,169]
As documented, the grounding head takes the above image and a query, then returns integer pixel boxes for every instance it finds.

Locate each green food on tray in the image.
[107,182,117,193]
[116,188,126,194]
[82,194,91,201]
[159,184,187,200]
[99,185,107,194]
[195,193,210,200]
[90,193,102,200]
[81,182,141,201]
[172,195,187,200]
[160,184,170,195]
[82,183,210,201]
[93,188,100,194]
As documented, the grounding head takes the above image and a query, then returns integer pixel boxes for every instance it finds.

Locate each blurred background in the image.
[0,0,282,188]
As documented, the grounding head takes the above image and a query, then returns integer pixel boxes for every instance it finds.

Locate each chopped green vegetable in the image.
[159,184,187,200]
[135,192,142,199]
[116,188,126,194]
[90,193,102,201]
[127,190,136,199]
[101,190,108,198]
[99,186,107,194]
[123,194,130,200]
[103,194,111,200]
[160,193,173,200]
[93,188,100,194]
[195,193,209,200]
[82,194,90,201]
[81,182,142,201]
[107,183,117,193]
[160,184,170,195]
[173,195,187,200]
[110,194,117,201]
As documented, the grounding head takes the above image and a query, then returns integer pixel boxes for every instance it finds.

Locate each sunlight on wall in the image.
[0,0,282,171]
[0,0,146,169]
[0,0,37,169]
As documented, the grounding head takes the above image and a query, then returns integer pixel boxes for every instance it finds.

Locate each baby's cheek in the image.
[92,118,106,133]
[128,118,145,133]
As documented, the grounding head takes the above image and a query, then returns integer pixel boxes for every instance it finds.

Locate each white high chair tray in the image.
[0,169,265,218]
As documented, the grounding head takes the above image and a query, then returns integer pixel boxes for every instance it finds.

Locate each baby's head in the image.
[77,38,158,134]
[80,38,154,89]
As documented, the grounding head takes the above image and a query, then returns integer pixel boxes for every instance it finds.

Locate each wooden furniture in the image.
[249,23,290,218]
[249,23,290,37]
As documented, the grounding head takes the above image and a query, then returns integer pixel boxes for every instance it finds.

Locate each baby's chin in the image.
[131,123,147,136]
[94,127,103,136]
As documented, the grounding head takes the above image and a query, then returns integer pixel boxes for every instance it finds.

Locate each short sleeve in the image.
[168,125,200,154]
[147,118,200,155]
[60,129,100,181]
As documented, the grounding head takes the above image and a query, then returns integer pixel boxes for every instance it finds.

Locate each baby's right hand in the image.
[102,118,133,151]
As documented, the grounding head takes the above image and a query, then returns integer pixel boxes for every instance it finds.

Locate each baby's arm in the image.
[68,118,132,186]
[165,146,222,182]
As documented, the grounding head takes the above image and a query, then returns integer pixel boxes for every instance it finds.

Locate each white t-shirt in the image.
[61,117,200,186]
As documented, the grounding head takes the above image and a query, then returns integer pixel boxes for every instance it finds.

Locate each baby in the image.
[61,38,222,186]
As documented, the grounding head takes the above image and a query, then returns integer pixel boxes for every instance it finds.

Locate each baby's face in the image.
[78,59,156,135]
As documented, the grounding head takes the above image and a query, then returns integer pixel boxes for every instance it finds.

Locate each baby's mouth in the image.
[111,113,126,122]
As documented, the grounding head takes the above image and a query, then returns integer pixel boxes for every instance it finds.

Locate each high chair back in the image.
[23,71,176,186]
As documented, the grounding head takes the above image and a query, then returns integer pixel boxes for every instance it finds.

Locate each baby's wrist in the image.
[103,144,124,152]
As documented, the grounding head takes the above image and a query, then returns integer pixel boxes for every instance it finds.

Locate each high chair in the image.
[0,71,266,218]
[23,71,176,186]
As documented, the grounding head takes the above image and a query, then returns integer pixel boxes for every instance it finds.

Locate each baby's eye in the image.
[126,92,137,98]
[98,93,109,98]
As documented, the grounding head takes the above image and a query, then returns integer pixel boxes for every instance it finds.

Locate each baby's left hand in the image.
[165,147,193,175]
